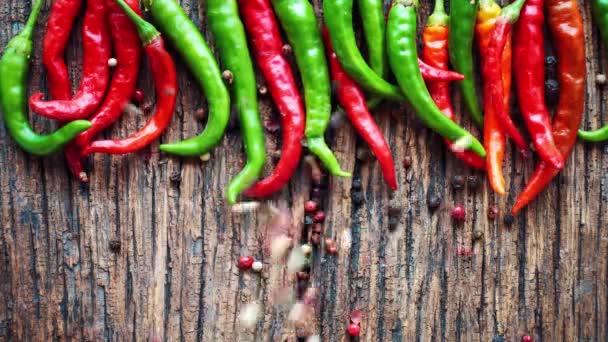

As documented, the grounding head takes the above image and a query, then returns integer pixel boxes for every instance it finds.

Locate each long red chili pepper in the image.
[29,0,112,121]
[42,0,82,101]
[486,0,527,152]
[65,0,143,181]
[239,0,305,198]
[477,0,509,194]
[513,0,564,169]
[418,58,465,82]
[81,6,177,156]
[512,0,585,213]
[423,1,485,171]
[323,27,397,190]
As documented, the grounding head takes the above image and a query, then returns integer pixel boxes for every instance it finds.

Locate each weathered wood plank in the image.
[0,0,606,341]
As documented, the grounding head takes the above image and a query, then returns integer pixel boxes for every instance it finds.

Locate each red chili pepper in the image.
[239,0,305,198]
[486,0,527,152]
[512,0,585,213]
[418,58,465,82]
[64,0,142,180]
[81,9,177,156]
[422,3,485,171]
[42,0,82,101]
[323,27,397,190]
[29,0,112,121]
[513,0,564,169]
[477,0,509,194]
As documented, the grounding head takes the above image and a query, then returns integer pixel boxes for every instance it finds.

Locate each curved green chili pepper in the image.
[578,0,608,142]
[0,0,91,156]
[449,0,484,127]
[323,0,404,102]
[272,0,351,177]
[142,0,231,156]
[358,0,388,108]
[207,0,266,204]
[387,0,486,158]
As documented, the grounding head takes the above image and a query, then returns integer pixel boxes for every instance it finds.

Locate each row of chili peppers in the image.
[0,0,602,213]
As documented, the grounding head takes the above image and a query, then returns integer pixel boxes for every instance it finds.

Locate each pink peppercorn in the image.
[237,256,254,270]
[522,335,533,342]
[132,89,144,103]
[305,200,318,213]
[451,205,465,222]
[347,323,361,337]
[313,211,326,223]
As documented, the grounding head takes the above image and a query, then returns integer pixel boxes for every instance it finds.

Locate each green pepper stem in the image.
[501,0,526,23]
[427,0,449,26]
[21,0,43,38]
[114,0,160,45]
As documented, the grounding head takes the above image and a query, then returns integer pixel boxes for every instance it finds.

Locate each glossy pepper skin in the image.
[578,0,608,142]
[68,0,142,181]
[423,0,486,170]
[145,0,230,157]
[449,0,483,127]
[29,0,112,121]
[82,0,177,156]
[358,0,387,108]
[512,0,585,214]
[486,0,528,154]
[239,0,306,198]
[272,0,351,177]
[208,0,267,204]
[323,27,398,190]
[0,0,91,156]
[476,0,508,193]
[42,0,82,100]
[514,0,564,168]
[387,0,486,158]
[323,0,464,102]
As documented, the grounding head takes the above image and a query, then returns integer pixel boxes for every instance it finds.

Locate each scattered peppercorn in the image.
[545,79,559,108]
[427,194,442,210]
[324,237,335,247]
[305,200,318,213]
[352,191,364,206]
[451,205,466,223]
[222,70,234,84]
[521,335,533,342]
[194,108,207,121]
[350,309,362,324]
[258,84,268,94]
[296,271,309,281]
[403,156,412,169]
[252,261,263,272]
[301,244,312,256]
[347,323,361,337]
[108,58,118,67]
[132,89,144,103]
[310,232,321,245]
[356,146,373,161]
[282,44,292,55]
[327,245,337,254]
[141,101,153,113]
[504,214,514,226]
[467,175,479,190]
[473,229,483,240]
[452,175,465,191]
[596,74,607,86]
[200,153,211,162]
[313,211,326,223]
[109,240,121,253]
[488,205,498,219]
[238,256,254,270]
[545,55,557,79]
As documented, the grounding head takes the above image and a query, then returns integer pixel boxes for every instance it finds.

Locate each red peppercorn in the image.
[296,271,309,281]
[305,200,318,213]
[350,309,362,324]
[347,323,361,337]
[451,205,465,223]
[327,245,337,254]
[313,211,326,223]
[522,335,533,342]
[488,205,499,220]
[237,256,254,270]
[132,89,144,103]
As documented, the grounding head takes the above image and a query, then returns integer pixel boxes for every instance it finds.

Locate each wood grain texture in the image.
[0,0,606,340]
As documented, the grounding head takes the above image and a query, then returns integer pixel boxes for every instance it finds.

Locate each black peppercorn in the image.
[467,175,479,190]
[352,191,364,206]
[504,214,514,226]
[452,175,465,191]
[428,194,442,210]
[545,79,559,108]
[109,240,121,253]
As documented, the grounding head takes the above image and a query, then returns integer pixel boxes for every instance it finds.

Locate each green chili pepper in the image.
[143,0,231,156]
[323,0,404,102]
[0,0,91,156]
[207,0,266,204]
[578,0,608,142]
[449,0,484,127]
[387,0,486,158]
[358,0,388,108]
[272,0,351,177]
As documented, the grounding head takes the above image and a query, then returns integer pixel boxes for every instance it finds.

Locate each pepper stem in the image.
[500,0,526,23]
[21,0,43,38]
[113,0,160,45]
[394,0,419,8]
[427,0,448,26]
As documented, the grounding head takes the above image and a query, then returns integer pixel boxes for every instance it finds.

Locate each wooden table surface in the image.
[1,0,606,341]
